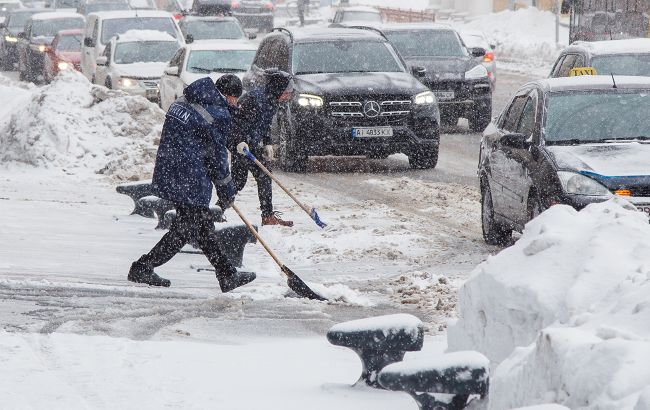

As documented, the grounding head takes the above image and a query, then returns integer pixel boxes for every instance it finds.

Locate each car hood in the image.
[115,62,167,79]
[181,71,245,85]
[57,51,81,63]
[295,71,427,97]
[403,56,475,81]
[547,143,650,177]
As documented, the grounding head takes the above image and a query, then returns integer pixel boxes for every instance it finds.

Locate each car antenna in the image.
[611,73,617,89]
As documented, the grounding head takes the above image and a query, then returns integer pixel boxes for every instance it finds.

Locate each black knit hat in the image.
[264,68,293,99]
[214,74,243,98]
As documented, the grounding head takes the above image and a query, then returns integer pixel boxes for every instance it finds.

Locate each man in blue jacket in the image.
[231,69,295,227]
[128,77,256,292]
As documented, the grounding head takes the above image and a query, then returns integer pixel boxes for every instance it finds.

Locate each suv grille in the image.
[328,97,411,125]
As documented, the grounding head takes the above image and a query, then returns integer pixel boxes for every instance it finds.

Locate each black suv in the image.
[243,27,441,171]
[379,23,492,131]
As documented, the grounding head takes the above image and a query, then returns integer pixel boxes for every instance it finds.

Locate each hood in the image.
[115,62,167,79]
[547,143,650,177]
[56,51,81,63]
[403,56,475,82]
[181,71,244,87]
[184,76,228,106]
[295,71,427,98]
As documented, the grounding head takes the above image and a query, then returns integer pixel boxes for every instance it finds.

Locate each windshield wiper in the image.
[216,68,246,73]
[546,138,603,146]
[603,136,650,142]
[189,66,212,73]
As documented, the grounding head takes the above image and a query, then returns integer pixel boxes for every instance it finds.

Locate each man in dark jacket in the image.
[128,77,256,292]
[231,69,294,227]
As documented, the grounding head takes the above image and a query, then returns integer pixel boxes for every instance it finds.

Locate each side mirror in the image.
[247,31,256,40]
[411,65,426,78]
[84,37,94,47]
[0,23,5,29]
[470,47,486,58]
[500,133,529,149]
[164,66,179,76]
[17,32,25,39]
[489,43,496,50]
[185,34,193,43]
[96,55,108,66]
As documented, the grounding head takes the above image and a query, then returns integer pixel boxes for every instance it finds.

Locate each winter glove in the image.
[236,141,250,155]
[263,145,274,161]
[216,180,237,210]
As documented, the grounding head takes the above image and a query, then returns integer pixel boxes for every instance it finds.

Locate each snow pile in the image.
[0,70,163,180]
[452,8,568,76]
[0,74,34,122]
[447,198,650,409]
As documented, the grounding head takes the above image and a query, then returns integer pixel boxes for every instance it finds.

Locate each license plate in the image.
[637,205,650,218]
[352,127,393,138]
[434,91,455,100]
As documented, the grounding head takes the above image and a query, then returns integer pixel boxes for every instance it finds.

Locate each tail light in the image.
[263,1,273,9]
[231,0,240,8]
[483,51,494,62]
[173,12,183,20]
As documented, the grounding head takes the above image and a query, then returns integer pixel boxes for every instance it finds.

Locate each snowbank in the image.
[0,70,163,180]
[448,198,650,409]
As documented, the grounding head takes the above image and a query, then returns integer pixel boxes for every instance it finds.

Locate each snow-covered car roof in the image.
[185,39,256,51]
[570,38,650,56]
[87,9,173,19]
[115,29,177,42]
[31,11,84,20]
[535,75,650,92]
[380,22,453,31]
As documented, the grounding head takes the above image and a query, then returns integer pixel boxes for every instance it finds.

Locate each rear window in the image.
[101,17,177,44]
[341,10,381,22]
[56,33,82,51]
[32,18,85,37]
[182,20,244,40]
[591,54,650,77]
[386,30,468,58]
[7,11,36,29]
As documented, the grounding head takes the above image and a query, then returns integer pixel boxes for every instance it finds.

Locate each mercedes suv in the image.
[242,27,441,171]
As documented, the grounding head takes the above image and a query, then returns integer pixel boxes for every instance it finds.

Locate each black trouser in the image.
[137,204,231,274]
[231,147,274,217]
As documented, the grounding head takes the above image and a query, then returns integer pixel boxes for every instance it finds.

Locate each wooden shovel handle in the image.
[231,203,285,274]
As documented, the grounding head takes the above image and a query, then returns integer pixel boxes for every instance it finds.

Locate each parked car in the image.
[231,0,273,33]
[41,27,81,81]
[380,23,492,131]
[178,15,251,42]
[329,5,382,26]
[243,27,440,172]
[76,0,130,16]
[81,10,183,82]
[549,38,650,78]
[0,7,45,69]
[94,29,180,101]
[460,29,496,89]
[17,11,85,81]
[0,0,23,24]
[478,75,650,245]
[159,40,256,109]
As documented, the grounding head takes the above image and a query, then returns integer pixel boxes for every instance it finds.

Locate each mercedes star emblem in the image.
[363,100,381,118]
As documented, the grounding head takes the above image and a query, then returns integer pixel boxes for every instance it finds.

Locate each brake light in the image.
[263,1,273,9]
[231,0,240,8]
[173,12,183,20]
[483,51,494,62]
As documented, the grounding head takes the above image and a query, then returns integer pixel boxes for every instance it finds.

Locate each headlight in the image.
[57,61,69,70]
[38,44,46,52]
[465,64,488,80]
[557,171,612,196]
[119,78,139,89]
[297,93,323,108]
[414,91,435,105]
[4,35,17,42]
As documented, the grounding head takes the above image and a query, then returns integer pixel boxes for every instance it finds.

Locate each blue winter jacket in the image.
[231,84,279,148]
[152,77,232,207]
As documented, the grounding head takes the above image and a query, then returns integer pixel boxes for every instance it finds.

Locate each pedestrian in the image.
[128,76,256,292]
[230,68,295,227]
[297,0,307,26]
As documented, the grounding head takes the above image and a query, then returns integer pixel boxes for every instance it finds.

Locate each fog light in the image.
[57,61,69,71]
[615,189,632,196]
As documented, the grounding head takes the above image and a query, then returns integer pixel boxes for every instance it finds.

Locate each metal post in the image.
[555,0,560,44]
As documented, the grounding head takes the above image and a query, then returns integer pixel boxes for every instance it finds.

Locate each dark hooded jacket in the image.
[231,84,280,148]
[152,77,232,207]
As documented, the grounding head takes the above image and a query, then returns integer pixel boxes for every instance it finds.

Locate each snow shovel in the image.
[237,145,327,229]
[231,203,327,301]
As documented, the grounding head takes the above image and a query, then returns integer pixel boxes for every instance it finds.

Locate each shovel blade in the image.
[310,207,327,229]
[282,265,327,301]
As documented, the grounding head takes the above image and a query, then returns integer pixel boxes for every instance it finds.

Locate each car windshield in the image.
[341,10,381,22]
[461,33,489,50]
[56,33,81,50]
[182,20,244,40]
[101,17,177,44]
[55,0,80,7]
[114,40,178,63]
[186,49,255,73]
[591,54,650,76]
[292,40,403,75]
[544,90,650,144]
[0,3,20,17]
[385,30,468,58]
[32,18,85,37]
[85,3,130,13]
[8,11,36,29]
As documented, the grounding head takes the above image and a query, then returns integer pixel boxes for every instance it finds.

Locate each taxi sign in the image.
[569,67,598,76]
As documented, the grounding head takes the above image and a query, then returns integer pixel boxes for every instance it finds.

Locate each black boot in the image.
[128,261,171,287]
[216,264,256,293]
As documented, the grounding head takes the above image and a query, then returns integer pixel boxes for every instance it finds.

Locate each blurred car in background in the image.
[0,0,23,24]
[154,0,186,20]
[460,29,496,89]
[329,5,382,26]
[0,7,45,69]
[159,40,255,109]
[81,10,183,82]
[127,0,154,9]
[17,11,85,81]
[179,15,251,43]
[41,27,81,81]
[549,38,650,78]
[45,0,81,11]
[231,0,273,33]
[94,29,180,101]
[76,0,129,16]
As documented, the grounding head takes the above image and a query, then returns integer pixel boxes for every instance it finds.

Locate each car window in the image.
[550,55,566,77]
[254,38,276,69]
[57,34,82,51]
[169,47,184,67]
[103,42,111,57]
[341,10,381,22]
[183,20,244,40]
[186,49,255,73]
[101,17,177,44]
[556,54,578,77]
[501,95,528,132]
[386,30,468,58]
[114,41,179,64]
[91,20,98,42]
[32,18,85,37]
[516,95,537,137]
[591,53,650,76]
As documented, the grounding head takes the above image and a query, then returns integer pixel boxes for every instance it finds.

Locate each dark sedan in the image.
[0,8,46,70]
[479,75,650,245]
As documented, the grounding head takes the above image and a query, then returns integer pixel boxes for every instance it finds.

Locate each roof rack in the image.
[272,27,294,42]
[343,25,388,40]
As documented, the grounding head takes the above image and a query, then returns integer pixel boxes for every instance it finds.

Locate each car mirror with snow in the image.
[164,66,179,76]
[96,56,108,66]
[247,31,256,40]
[411,65,426,78]
[185,34,194,44]
[499,133,529,149]
[84,37,94,47]
[470,47,486,58]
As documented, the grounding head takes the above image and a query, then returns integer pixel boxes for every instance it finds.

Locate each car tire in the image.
[469,102,492,133]
[408,146,438,169]
[481,181,512,245]
[276,110,307,172]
